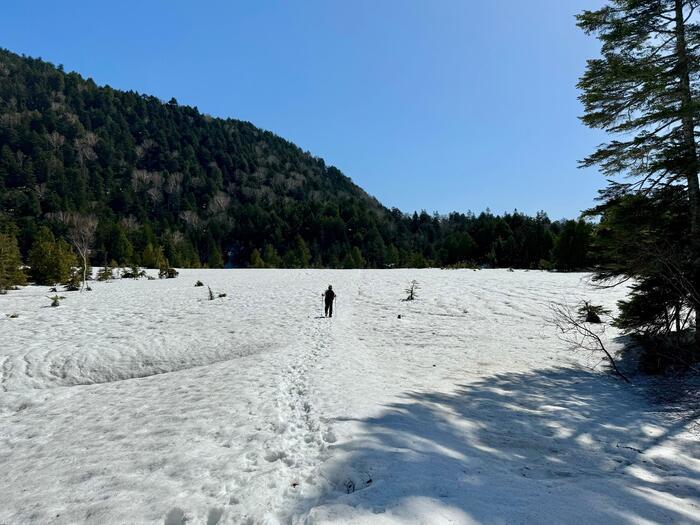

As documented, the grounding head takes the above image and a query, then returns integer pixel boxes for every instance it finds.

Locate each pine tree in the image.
[283,236,311,268]
[262,244,281,268]
[27,227,77,285]
[142,243,167,269]
[249,248,266,268]
[578,0,700,350]
[342,246,365,269]
[0,232,26,293]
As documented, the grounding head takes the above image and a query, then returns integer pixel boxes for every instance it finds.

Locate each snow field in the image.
[0,269,698,524]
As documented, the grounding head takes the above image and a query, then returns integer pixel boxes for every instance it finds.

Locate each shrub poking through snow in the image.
[194,280,204,287]
[97,266,114,281]
[159,267,179,279]
[218,293,227,298]
[208,286,215,301]
[404,280,420,301]
[578,301,610,324]
[48,294,65,307]
[121,264,146,279]
[64,270,81,291]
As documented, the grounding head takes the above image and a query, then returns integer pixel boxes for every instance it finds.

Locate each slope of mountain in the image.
[0,48,585,269]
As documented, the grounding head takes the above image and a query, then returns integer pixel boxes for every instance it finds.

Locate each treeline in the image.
[0,48,592,275]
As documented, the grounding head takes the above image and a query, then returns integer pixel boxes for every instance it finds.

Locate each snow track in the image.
[0,269,698,524]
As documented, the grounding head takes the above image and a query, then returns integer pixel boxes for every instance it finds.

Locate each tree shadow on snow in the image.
[300,367,700,523]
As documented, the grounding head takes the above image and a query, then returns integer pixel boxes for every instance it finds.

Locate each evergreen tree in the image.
[578,0,700,351]
[0,232,26,293]
[249,248,265,268]
[553,220,592,271]
[262,244,281,268]
[283,236,311,268]
[27,227,77,285]
[342,246,365,269]
[0,47,593,271]
[142,243,167,269]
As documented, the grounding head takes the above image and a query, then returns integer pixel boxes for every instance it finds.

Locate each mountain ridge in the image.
[0,48,588,270]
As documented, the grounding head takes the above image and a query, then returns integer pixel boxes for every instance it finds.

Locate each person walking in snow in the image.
[323,285,336,317]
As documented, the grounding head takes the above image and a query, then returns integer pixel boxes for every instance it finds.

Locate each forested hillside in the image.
[0,48,590,270]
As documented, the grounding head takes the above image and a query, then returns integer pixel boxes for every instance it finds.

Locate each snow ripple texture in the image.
[0,269,698,524]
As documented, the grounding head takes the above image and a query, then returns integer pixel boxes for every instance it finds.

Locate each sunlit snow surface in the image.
[0,269,698,524]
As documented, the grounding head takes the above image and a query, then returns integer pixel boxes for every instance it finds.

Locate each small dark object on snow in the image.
[578,301,610,324]
[323,285,336,317]
[208,286,215,301]
[49,287,58,293]
[587,310,601,323]
[194,280,204,287]
[397,314,402,319]
[291,481,299,488]
[508,268,514,272]
[366,478,372,485]
[345,480,355,494]
[218,293,227,298]
[159,267,179,279]
[8,313,18,318]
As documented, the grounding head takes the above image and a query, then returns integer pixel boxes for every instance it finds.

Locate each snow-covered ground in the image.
[0,269,698,524]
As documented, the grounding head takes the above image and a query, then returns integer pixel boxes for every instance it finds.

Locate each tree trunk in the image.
[674,0,700,351]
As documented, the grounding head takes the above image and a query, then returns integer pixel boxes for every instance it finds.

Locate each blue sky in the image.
[2,1,606,219]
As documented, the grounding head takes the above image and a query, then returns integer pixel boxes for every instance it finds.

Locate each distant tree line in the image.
[0,48,593,281]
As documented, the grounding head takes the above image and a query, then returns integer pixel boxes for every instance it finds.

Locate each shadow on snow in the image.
[300,367,700,523]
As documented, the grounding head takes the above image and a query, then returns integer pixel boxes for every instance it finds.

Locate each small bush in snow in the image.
[194,280,204,287]
[48,294,65,307]
[578,301,610,324]
[64,270,81,291]
[159,267,179,279]
[403,280,420,301]
[121,264,146,279]
[97,265,114,281]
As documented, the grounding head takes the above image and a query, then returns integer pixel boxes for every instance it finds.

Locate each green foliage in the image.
[0,232,26,293]
[64,270,81,291]
[342,246,365,269]
[577,301,610,324]
[249,248,265,268]
[96,265,114,281]
[0,48,589,270]
[48,294,65,307]
[27,227,77,285]
[577,1,700,357]
[121,264,145,279]
[553,220,593,271]
[591,188,694,339]
[262,244,281,268]
[142,243,167,269]
[283,236,311,268]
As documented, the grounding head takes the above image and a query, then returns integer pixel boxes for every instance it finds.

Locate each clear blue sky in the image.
[1,0,606,219]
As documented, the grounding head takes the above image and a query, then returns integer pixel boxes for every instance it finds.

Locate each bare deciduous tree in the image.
[550,302,629,383]
[59,212,98,291]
